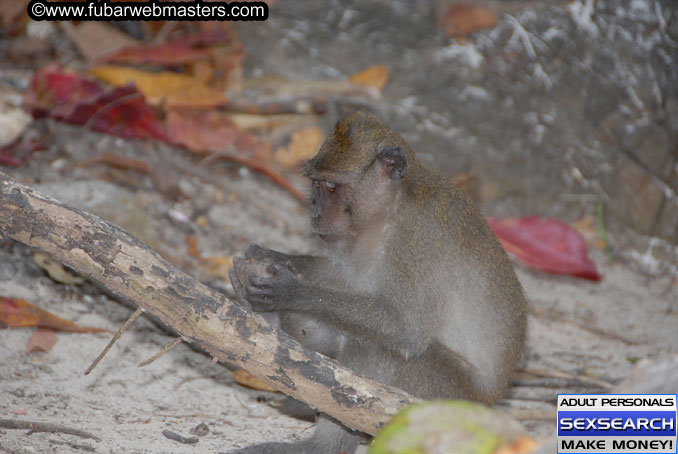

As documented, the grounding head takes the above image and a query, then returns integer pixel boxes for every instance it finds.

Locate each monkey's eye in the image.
[313,179,321,188]
[325,182,336,193]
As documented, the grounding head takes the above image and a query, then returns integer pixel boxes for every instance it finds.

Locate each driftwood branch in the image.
[0,172,414,436]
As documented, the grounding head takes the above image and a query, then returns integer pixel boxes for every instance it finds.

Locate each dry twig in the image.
[200,152,306,204]
[138,336,183,367]
[518,367,612,389]
[530,306,640,346]
[84,307,143,375]
[0,419,101,441]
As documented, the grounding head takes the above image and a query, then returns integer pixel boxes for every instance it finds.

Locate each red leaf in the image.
[0,154,24,166]
[487,216,602,281]
[0,138,47,167]
[166,108,240,152]
[103,29,237,65]
[166,108,270,159]
[23,65,169,142]
[26,328,58,353]
[83,85,170,141]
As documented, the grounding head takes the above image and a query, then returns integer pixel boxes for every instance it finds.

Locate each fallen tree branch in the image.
[0,172,414,436]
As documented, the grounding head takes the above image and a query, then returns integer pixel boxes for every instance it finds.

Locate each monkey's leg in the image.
[224,415,363,454]
[277,396,318,421]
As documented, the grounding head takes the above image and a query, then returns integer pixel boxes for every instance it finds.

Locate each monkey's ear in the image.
[377,146,408,180]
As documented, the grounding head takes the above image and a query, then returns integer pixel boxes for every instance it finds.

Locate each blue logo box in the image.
[557,394,677,454]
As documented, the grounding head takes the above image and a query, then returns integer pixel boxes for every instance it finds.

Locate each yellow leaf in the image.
[233,369,279,392]
[90,65,228,108]
[33,252,84,285]
[198,256,234,280]
[275,126,324,169]
[573,215,596,236]
[196,215,209,228]
[226,113,299,132]
[573,215,606,250]
[349,65,390,92]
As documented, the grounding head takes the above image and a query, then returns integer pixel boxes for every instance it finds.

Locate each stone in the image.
[611,157,665,236]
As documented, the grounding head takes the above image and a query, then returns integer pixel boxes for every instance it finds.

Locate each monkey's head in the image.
[304,111,414,244]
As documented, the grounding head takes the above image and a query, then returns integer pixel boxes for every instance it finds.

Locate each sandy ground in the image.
[1,165,676,454]
[1,0,676,450]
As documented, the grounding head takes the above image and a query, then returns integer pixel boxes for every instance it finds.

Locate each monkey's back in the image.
[393,164,527,403]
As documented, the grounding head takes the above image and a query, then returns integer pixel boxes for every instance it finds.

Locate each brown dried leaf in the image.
[77,153,149,173]
[440,3,497,39]
[0,297,110,333]
[185,236,202,260]
[232,369,278,392]
[349,65,390,92]
[495,436,538,454]
[275,126,323,169]
[198,256,234,281]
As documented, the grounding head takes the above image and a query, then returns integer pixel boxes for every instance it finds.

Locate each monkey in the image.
[227,110,527,454]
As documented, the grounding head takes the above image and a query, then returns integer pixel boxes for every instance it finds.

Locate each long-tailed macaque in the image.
[228,111,527,454]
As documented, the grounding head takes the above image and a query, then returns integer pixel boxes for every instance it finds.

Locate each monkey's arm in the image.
[290,286,424,357]
[231,249,428,358]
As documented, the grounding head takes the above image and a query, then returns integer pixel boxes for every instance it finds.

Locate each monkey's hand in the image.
[230,247,303,312]
[243,244,296,266]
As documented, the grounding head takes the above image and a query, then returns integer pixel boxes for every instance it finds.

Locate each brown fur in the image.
[229,111,527,454]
